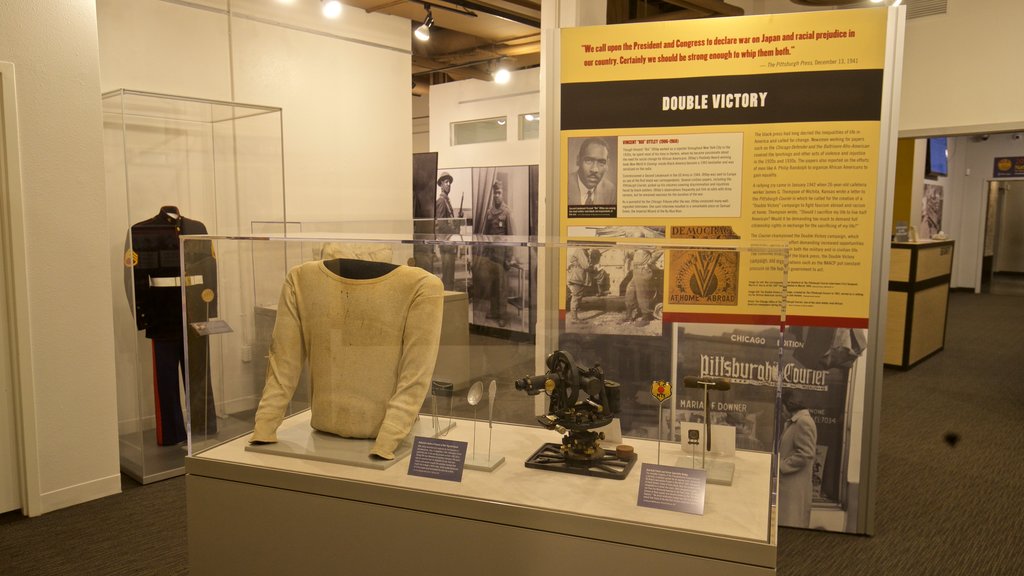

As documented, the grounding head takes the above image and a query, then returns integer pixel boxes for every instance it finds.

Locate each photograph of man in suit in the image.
[568,137,616,206]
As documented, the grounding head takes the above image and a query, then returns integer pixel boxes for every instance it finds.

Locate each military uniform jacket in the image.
[127,206,218,339]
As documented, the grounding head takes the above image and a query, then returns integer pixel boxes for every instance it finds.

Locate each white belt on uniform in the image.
[149,275,204,288]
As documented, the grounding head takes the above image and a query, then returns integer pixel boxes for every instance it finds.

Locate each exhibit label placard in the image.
[637,463,706,515]
[408,437,468,482]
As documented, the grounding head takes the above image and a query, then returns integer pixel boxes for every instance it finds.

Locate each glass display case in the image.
[183,233,788,574]
[103,89,285,483]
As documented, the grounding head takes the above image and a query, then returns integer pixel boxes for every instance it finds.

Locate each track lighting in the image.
[321,0,342,19]
[492,66,510,84]
[414,7,433,41]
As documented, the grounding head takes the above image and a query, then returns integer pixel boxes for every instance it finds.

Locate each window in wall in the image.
[518,112,540,140]
[451,117,507,145]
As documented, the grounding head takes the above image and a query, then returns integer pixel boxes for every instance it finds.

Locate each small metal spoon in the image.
[468,381,483,460]
[487,380,497,461]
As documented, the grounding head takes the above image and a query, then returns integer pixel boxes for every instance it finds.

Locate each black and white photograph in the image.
[567,225,665,238]
[412,152,438,219]
[567,136,618,218]
[467,165,537,334]
[674,322,868,528]
[921,183,943,239]
[432,167,472,291]
[565,245,664,336]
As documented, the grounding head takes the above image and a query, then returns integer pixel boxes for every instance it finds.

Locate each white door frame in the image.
[0,61,39,516]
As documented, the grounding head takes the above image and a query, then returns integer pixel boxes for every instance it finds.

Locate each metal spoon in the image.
[468,381,483,461]
[487,380,497,461]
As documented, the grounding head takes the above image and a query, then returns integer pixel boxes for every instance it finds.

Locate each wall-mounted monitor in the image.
[925,137,948,179]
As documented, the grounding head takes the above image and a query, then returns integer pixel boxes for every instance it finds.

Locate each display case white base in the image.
[187,412,776,575]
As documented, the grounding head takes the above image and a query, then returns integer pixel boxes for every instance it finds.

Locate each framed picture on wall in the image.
[922,183,943,240]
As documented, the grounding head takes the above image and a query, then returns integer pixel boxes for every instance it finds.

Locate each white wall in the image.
[0,1,121,515]
[413,93,430,154]
[429,69,541,171]
[899,0,1024,136]
[97,0,413,222]
[734,0,1024,137]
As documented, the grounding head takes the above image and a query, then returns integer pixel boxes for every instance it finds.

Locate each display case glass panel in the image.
[104,89,285,483]
[183,233,787,552]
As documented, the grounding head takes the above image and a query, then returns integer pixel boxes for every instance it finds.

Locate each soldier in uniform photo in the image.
[434,171,458,290]
[476,180,513,327]
[566,247,609,322]
[623,248,660,327]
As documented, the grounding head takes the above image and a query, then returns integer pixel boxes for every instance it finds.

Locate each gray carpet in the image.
[779,291,1024,575]
[0,476,187,575]
[1,291,1021,575]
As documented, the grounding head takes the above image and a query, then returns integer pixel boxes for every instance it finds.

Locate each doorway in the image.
[981,180,1024,296]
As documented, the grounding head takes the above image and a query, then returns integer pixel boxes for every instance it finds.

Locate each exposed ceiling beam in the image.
[411,56,496,80]
[366,0,479,17]
[662,0,744,17]
[626,10,709,22]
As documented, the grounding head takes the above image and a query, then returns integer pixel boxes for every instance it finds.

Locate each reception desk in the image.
[885,240,954,369]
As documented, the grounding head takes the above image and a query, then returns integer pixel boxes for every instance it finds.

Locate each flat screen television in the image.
[925,137,948,179]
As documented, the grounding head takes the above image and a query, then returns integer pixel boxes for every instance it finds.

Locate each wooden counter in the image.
[885,240,954,369]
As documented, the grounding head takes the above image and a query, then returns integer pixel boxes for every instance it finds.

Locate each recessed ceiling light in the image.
[322,0,342,19]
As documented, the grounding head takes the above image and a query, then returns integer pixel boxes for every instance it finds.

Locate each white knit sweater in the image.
[251,261,444,459]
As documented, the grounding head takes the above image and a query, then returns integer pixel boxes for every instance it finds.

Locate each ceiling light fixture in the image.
[321,0,342,19]
[492,66,511,84]
[414,7,434,42]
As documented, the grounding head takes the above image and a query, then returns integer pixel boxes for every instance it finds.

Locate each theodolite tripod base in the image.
[524,442,636,480]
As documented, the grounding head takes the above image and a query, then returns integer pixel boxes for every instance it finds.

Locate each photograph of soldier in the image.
[434,171,458,290]
[470,167,532,332]
[474,180,514,327]
[567,137,617,218]
[567,247,609,322]
[623,247,662,327]
[564,245,663,336]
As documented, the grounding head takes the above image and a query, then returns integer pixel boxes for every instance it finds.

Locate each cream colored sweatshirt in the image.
[251,261,444,459]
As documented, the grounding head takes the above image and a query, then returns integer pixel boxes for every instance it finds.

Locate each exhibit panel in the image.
[554,6,906,533]
[103,90,285,483]
[184,234,788,574]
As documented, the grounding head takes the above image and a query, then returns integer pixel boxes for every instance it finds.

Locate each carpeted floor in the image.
[1,290,1020,575]
[778,291,1024,575]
